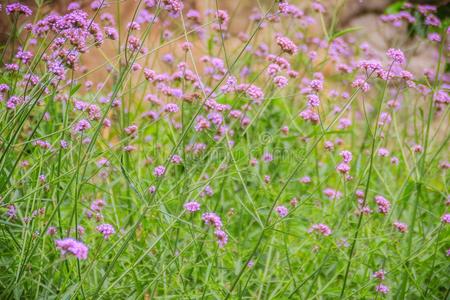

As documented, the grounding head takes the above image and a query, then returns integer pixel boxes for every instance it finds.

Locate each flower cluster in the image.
[55,238,88,260]
[202,212,228,248]
[375,195,391,215]
[308,223,332,236]
[0,0,447,296]
[96,224,115,239]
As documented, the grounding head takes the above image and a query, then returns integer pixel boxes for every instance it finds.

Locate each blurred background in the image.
[1,0,448,80]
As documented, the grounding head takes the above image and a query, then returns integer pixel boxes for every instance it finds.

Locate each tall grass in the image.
[0,0,448,299]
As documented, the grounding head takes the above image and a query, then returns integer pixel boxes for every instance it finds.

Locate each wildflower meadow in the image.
[0,0,449,298]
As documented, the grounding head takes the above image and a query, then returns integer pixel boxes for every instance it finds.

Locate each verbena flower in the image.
[6,3,32,16]
[73,119,91,133]
[184,201,200,212]
[375,284,389,295]
[96,224,115,239]
[393,221,408,233]
[276,205,288,217]
[202,212,222,229]
[375,195,391,214]
[214,229,228,248]
[153,165,166,177]
[276,35,298,55]
[373,269,386,280]
[386,48,406,64]
[441,214,450,224]
[308,224,332,236]
[55,238,88,260]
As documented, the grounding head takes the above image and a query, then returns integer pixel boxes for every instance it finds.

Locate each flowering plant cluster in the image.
[0,0,448,298]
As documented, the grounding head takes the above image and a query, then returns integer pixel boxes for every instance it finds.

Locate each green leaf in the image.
[69,83,81,97]
[331,27,362,40]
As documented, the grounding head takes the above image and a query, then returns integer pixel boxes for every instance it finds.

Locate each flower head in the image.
[214,229,228,247]
[276,205,288,218]
[202,212,222,229]
[153,165,166,177]
[386,48,405,64]
[375,195,391,214]
[184,201,200,212]
[6,3,32,16]
[55,238,88,260]
[96,223,115,239]
[308,223,332,236]
[73,119,91,133]
[276,35,298,55]
[375,284,389,294]
[373,269,386,280]
[393,221,408,233]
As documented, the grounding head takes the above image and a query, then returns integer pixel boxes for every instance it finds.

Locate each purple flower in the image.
[124,124,138,136]
[307,94,320,107]
[391,157,399,165]
[6,3,32,16]
[267,64,281,76]
[273,76,288,88]
[73,119,91,133]
[425,14,440,27]
[434,90,449,104]
[336,162,350,174]
[441,213,450,224]
[393,221,408,233]
[386,48,405,65]
[96,223,115,239]
[312,2,325,13]
[202,212,222,229]
[104,27,118,40]
[375,195,391,214]
[47,226,57,236]
[299,108,319,124]
[67,2,81,10]
[6,205,17,218]
[162,0,184,17]
[276,35,298,55]
[148,185,156,194]
[263,152,273,162]
[55,238,88,260]
[15,48,33,64]
[184,201,200,212]
[162,53,174,64]
[378,148,390,157]
[170,155,182,164]
[214,229,228,247]
[340,150,353,163]
[5,63,19,72]
[407,143,420,154]
[163,103,179,113]
[153,165,166,177]
[308,224,332,236]
[91,199,106,212]
[309,79,323,92]
[378,112,392,126]
[236,84,264,104]
[323,188,342,200]
[373,269,386,280]
[352,78,370,92]
[276,205,288,218]
[300,176,311,184]
[375,284,389,294]
[0,84,10,93]
[428,32,441,42]
[60,140,69,149]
